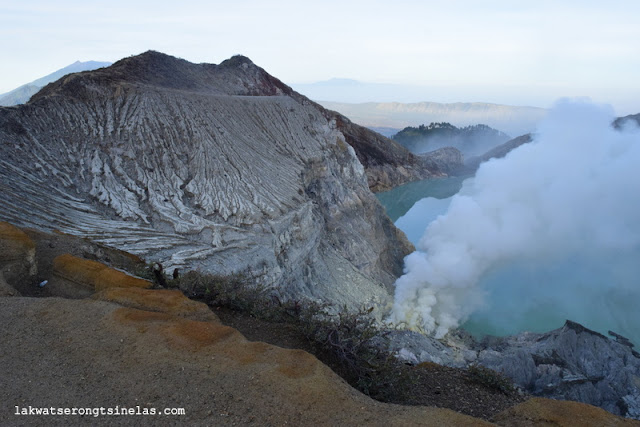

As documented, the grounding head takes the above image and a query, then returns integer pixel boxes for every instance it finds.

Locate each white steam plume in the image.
[389,100,640,340]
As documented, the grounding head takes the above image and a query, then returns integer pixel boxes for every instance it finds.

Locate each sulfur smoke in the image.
[389,100,640,342]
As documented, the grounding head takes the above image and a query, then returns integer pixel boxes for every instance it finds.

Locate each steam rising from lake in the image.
[389,100,640,344]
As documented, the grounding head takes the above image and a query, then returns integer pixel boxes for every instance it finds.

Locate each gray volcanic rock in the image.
[384,329,478,368]
[325,114,442,192]
[419,147,464,175]
[0,51,417,310]
[388,320,640,419]
[476,321,640,419]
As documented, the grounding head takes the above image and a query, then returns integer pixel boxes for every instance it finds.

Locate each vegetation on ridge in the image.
[140,265,526,420]
[393,122,511,156]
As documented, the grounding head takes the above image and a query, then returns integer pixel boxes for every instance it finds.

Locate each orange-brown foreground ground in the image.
[1,221,637,426]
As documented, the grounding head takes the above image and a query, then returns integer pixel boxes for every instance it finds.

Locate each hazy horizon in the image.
[2,1,640,114]
[291,78,640,114]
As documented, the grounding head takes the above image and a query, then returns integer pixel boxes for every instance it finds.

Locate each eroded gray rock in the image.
[476,321,640,419]
[385,329,477,368]
[0,51,416,311]
[389,320,640,419]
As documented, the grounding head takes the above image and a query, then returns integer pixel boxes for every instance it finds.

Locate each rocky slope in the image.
[476,321,640,419]
[326,112,443,192]
[0,51,441,311]
[391,321,640,420]
[2,221,636,426]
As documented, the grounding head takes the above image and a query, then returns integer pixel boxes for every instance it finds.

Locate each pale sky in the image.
[2,0,640,113]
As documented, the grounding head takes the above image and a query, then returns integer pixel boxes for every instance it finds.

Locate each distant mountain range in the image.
[0,60,111,106]
[290,78,548,136]
[318,101,547,138]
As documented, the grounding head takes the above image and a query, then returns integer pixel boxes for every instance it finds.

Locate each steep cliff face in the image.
[325,113,442,192]
[0,51,416,309]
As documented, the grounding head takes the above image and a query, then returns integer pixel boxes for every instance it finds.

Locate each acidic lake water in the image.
[377,176,640,345]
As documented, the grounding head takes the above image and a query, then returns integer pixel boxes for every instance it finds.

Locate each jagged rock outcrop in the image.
[385,329,478,368]
[392,320,640,419]
[0,51,421,311]
[476,321,640,419]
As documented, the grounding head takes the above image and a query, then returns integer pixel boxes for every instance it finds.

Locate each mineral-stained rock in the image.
[0,51,420,311]
[51,253,151,298]
[92,287,219,322]
[0,240,636,425]
[0,295,490,426]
